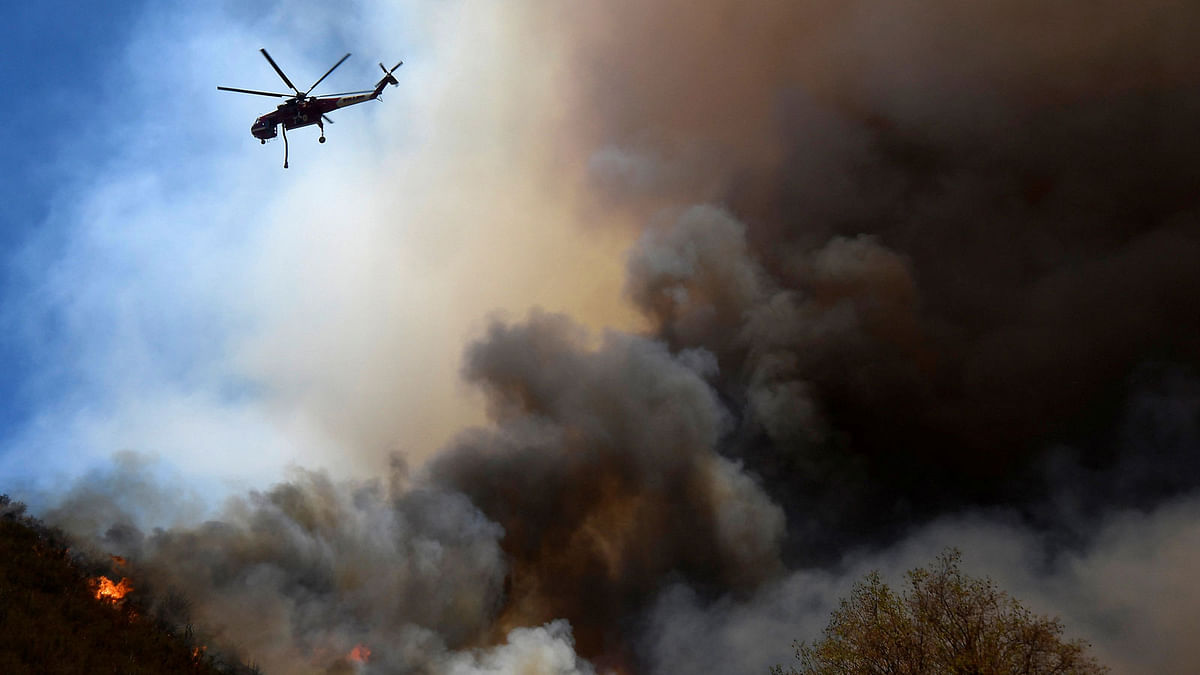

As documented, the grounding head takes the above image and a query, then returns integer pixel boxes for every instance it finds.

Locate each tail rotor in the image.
[379,61,402,87]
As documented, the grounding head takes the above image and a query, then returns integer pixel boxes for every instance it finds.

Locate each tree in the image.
[773,550,1107,675]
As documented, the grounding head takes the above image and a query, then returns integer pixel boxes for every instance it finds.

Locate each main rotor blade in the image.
[319,89,374,97]
[217,86,289,98]
[260,48,301,95]
[306,53,351,95]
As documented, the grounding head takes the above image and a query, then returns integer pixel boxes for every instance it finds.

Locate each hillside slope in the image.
[0,495,255,675]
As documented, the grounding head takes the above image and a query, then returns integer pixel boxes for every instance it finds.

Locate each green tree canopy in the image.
[774,550,1107,675]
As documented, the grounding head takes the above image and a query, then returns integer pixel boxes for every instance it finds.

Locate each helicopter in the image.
[218,49,402,168]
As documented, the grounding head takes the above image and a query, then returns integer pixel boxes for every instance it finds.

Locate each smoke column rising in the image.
[25,0,1200,673]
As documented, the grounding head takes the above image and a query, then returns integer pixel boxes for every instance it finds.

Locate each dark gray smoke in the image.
[563,0,1200,555]
[429,310,784,666]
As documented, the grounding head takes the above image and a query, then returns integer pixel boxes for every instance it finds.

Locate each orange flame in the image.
[192,645,208,662]
[348,643,371,663]
[90,575,132,602]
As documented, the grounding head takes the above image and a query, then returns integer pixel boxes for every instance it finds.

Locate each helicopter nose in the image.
[252,120,278,140]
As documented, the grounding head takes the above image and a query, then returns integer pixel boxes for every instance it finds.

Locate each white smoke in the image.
[444,622,596,675]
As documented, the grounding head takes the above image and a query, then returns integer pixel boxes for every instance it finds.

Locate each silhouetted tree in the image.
[773,550,1107,675]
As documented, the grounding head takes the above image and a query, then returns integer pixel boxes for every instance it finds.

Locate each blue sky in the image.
[2,2,141,222]
[0,1,637,510]
[1,1,143,430]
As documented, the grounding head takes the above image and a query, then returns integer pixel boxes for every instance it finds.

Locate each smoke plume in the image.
[430,311,784,664]
[561,0,1200,551]
[25,0,1200,673]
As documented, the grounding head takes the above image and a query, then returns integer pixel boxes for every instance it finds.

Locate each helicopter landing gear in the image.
[319,136,326,143]
[260,139,266,145]
[317,118,326,143]
[281,125,289,169]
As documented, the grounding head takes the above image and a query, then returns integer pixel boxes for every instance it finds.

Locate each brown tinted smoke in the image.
[554,0,1200,542]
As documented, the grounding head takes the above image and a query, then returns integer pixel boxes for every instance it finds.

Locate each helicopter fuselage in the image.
[252,92,378,141]
[220,49,401,165]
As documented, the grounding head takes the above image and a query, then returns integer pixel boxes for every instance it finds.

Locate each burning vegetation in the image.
[0,495,255,674]
[90,575,133,603]
[347,644,371,663]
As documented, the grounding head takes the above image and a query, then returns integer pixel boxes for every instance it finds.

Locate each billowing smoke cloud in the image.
[430,310,784,665]
[22,0,1200,673]
[644,492,1200,674]
[562,0,1200,551]
[57,460,585,674]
